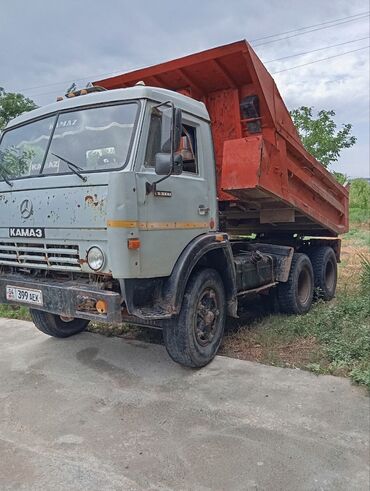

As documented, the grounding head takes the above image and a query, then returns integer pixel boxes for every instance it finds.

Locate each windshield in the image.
[0,102,138,181]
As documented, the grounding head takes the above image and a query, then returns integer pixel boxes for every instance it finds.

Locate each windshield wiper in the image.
[0,161,13,187]
[51,152,87,182]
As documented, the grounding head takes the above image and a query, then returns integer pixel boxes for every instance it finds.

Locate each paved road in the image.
[0,318,368,491]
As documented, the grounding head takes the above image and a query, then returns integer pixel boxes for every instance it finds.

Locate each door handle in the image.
[198,205,210,216]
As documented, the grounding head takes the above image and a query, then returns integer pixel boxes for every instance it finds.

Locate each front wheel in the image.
[163,268,226,368]
[30,309,89,338]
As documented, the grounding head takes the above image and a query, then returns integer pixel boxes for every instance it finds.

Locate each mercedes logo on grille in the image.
[20,199,33,219]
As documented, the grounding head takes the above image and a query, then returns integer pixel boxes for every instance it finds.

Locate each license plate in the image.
[6,286,43,306]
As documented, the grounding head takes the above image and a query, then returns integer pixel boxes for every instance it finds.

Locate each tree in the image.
[349,178,370,211]
[0,88,38,130]
[290,106,356,169]
[331,171,349,185]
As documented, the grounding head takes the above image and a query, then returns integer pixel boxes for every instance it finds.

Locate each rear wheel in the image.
[308,247,337,300]
[277,253,314,314]
[30,309,89,338]
[163,268,226,368]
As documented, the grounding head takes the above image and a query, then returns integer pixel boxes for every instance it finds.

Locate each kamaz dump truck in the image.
[0,41,348,367]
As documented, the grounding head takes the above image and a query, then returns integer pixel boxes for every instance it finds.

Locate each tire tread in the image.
[308,246,337,300]
[277,253,314,314]
[163,268,225,368]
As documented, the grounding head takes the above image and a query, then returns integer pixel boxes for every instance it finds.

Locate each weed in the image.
[359,254,370,290]
[0,304,30,321]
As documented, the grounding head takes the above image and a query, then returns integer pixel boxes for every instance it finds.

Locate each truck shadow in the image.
[87,292,277,346]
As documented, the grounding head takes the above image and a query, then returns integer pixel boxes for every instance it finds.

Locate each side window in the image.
[144,109,162,167]
[144,109,198,174]
[179,124,197,174]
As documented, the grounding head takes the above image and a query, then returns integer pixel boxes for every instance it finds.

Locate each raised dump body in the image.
[95,40,348,237]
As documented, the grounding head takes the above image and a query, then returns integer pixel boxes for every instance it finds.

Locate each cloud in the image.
[1,0,368,177]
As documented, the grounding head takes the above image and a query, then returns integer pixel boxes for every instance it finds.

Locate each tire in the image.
[277,253,314,314]
[163,268,226,368]
[30,309,89,338]
[308,247,337,300]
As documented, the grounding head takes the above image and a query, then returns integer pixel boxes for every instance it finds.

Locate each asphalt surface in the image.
[0,318,369,491]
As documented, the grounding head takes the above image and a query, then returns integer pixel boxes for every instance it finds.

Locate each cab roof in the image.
[5,86,209,129]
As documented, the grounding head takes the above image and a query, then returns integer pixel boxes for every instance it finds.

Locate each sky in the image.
[1,0,369,178]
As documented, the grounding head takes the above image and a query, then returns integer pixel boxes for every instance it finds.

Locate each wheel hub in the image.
[195,288,220,346]
[204,310,215,325]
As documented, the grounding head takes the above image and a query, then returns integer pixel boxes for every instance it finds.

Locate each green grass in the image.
[343,226,370,248]
[349,207,370,224]
[360,254,370,290]
[222,286,370,389]
[0,304,31,321]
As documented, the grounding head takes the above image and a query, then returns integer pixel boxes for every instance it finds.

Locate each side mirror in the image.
[147,102,183,195]
[155,153,183,176]
[160,107,182,155]
[154,152,171,175]
[154,104,183,176]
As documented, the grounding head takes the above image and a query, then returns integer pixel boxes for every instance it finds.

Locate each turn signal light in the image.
[128,238,141,249]
[96,300,107,314]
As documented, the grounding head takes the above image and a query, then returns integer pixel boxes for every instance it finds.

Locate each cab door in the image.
[134,104,217,278]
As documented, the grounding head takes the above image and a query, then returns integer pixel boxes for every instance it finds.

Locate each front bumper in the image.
[0,273,122,323]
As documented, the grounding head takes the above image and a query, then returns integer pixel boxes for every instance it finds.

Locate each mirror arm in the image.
[146,170,172,195]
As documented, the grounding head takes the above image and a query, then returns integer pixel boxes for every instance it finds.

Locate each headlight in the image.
[87,246,105,271]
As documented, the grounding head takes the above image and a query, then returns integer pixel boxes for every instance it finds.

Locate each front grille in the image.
[0,242,81,272]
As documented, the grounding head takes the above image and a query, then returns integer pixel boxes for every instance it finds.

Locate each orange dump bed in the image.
[94,40,348,237]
